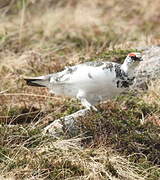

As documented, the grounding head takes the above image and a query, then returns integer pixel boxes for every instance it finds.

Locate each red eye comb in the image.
[128,53,136,57]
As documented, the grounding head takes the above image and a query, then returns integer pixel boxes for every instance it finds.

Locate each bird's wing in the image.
[49,65,79,84]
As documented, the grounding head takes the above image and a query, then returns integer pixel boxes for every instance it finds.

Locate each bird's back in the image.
[48,61,126,99]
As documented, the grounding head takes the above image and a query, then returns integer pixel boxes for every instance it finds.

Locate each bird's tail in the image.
[24,76,50,87]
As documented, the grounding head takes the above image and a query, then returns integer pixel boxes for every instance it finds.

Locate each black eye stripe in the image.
[131,56,140,61]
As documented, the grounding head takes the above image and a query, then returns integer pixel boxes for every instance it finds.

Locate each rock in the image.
[134,45,160,89]
[43,108,90,136]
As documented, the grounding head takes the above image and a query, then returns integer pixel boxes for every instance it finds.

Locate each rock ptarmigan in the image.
[24,52,143,111]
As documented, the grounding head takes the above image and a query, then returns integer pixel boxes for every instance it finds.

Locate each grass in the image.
[0,0,160,179]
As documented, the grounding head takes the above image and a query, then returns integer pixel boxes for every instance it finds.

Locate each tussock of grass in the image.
[0,124,154,179]
[78,96,160,165]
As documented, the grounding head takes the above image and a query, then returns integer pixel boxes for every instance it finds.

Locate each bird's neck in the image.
[120,62,136,78]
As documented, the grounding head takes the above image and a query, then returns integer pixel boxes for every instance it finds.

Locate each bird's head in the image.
[121,52,143,75]
[125,52,143,65]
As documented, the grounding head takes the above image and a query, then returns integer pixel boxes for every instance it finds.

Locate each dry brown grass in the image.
[0,0,160,179]
[143,81,160,106]
[142,81,160,126]
[0,126,154,180]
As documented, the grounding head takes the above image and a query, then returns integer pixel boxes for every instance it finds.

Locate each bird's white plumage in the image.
[25,52,143,110]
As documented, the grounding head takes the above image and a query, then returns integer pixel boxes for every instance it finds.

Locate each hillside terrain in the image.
[0,0,160,179]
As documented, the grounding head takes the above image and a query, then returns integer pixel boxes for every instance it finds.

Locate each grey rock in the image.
[134,46,160,89]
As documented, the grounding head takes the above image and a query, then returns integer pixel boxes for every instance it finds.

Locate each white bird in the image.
[24,52,143,111]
